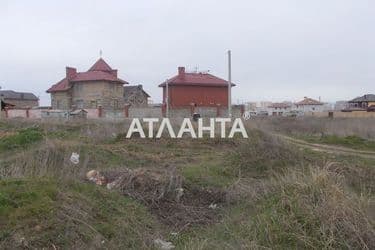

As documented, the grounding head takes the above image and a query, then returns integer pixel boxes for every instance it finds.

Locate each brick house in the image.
[46,58,128,110]
[123,85,150,107]
[0,90,39,109]
[159,67,235,108]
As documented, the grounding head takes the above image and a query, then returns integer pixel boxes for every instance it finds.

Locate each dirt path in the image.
[274,134,375,160]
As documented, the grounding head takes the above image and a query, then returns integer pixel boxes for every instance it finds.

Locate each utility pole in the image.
[228,50,232,118]
[166,79,169,118]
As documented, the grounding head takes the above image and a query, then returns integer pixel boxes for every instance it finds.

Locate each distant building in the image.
[267,102,292,116]
[334,101,349,111]
[0,90,39,109]
[348,94,375,111]
[259,101,272,109]
[294,97,324,113]
[124,85,150,107]
[46,58,128,110]
[245,102,257,111]
[159,67,235,108]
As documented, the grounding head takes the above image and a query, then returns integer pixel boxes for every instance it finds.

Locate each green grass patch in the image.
[181,156,236,188]
[175,167,374,249]
[302,134,375,151]
[0,127,43,152]
[0,178,157,249]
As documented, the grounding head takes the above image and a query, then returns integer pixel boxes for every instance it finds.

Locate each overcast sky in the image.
[0,0,374,105]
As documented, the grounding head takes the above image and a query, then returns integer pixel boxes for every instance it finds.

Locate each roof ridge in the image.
[88,58,113,72]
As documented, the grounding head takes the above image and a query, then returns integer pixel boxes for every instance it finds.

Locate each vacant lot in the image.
[0,118,374,249]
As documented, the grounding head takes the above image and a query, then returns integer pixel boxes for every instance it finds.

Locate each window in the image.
[109,84,115,91]
[112,99,119,109]
[75,84,83,93]
[76,100,84,109]
[90,100,97,108]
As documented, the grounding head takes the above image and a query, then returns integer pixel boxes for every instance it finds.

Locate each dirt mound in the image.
[86,167,225,231]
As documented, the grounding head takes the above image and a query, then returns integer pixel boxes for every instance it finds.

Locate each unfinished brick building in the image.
[47,58,128,110]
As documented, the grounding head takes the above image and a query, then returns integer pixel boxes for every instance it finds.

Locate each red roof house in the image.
[47,58,128,110]
[159,67,234,108]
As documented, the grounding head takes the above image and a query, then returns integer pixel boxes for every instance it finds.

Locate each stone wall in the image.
[72,81,124,110]
[3,99,39,108]
[129,107,163,118]
[51,91,71,110]
[125,91,149,108]
[2,105,245,120]
[305,111,375,118]
[7,109,28,118]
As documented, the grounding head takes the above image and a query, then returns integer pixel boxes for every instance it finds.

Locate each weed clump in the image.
[0,127,43,152]
[228,131,306,177]
[253,166,375,249]
[177,166,375,249]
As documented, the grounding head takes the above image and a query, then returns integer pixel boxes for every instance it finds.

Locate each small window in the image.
[76,100,84,109]
[90,100,97,108]
[112,99,119,109]
[75,84,83,93]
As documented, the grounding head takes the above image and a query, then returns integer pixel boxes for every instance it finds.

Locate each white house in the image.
[294,97,324,113]
[267,102,292,116]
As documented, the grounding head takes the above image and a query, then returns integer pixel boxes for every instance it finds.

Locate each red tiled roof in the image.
[47,58,128,93]
[71,71,127,84]
[159,69,235,87]
[296,97,323,105]
[268,103,291,108]
[46,78,70,92]
[88,58,113,72]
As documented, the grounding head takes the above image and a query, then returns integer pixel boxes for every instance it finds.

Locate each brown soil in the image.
[88,167,226,232]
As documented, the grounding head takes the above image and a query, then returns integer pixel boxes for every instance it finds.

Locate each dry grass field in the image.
[0,118,374,249]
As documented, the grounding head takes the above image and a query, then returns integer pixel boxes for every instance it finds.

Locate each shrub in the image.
[0,127,43,152]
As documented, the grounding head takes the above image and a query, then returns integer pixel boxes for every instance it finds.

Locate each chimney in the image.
[178,67,185,78]
[66,67,77,80]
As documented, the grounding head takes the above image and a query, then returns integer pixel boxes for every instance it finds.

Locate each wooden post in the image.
[26,108,30,118]
[98,105,103,118]
[190,104,195,116]
[240,105,245,117]
[4,107,8,118]
[162,103,166,117]
[216,104,221,117]
[124,104,130,118]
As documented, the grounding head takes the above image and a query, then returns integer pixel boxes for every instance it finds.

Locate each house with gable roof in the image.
[294,97,324,113]
[159,67,235,109]
[348,94,375,112]
[46,58,129,110]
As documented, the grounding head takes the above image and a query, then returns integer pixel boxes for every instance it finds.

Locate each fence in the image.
[304,111,375,118]
[1,105,245,120]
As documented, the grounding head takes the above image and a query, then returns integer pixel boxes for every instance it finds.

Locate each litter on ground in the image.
[85,167,225,231]
[154,238,175,250]
[70,152,80,165]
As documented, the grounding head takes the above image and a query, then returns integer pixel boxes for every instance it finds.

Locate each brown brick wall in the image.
[50,81,125,110]
[125,92,148,107]
[51,91,71,109]
[162,85,229,108]
[71,81,124,110]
